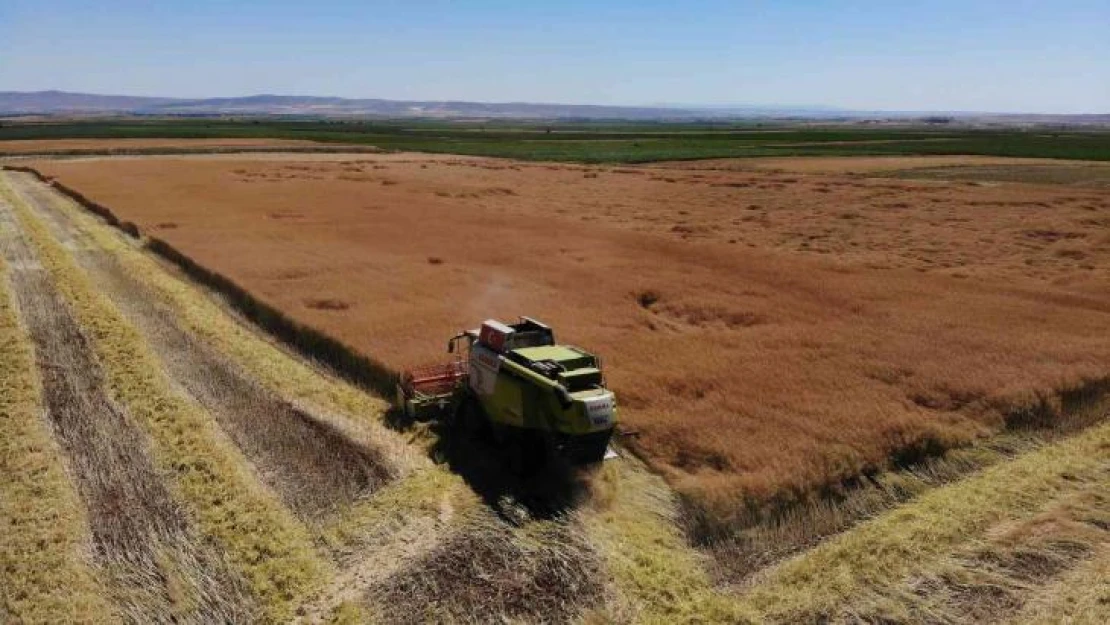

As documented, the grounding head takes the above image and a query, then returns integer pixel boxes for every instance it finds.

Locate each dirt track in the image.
[0,191,251,622]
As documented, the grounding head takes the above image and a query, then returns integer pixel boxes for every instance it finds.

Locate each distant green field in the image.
[2,119,1109,162]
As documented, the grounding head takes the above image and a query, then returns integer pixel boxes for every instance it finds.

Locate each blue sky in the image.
[1,1,1107,113]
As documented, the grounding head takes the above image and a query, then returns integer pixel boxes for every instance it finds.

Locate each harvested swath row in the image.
[301,489,454,622]
[734,409,1110,623]
[367,513,603,624]
[0,174,330,622]
[697,383,1110,587]
[8,172,394,519]
[131,313,395,519]
[82,257,394,519]
[305,469,468,622]
[0,195,253,621]
[1012,545,1110,623]
[0,240,111,620]
[900,483,1108,623]
[581,459,753,622]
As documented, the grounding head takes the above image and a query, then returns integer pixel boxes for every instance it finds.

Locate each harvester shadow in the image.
[388,407,591,524]
[383,404,417,431]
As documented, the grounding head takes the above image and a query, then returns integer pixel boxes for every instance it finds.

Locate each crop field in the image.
[22,155,1110,503]
[1,147,1108,622]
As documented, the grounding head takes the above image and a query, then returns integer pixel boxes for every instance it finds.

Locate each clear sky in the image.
[1,1,1107,113]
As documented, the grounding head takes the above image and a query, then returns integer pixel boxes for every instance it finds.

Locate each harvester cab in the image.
[397,317,617,465]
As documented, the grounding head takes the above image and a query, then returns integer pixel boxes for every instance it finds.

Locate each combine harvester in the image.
[397,318,617,471]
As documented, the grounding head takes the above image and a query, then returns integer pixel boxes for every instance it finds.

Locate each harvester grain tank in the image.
[396,317,616,465]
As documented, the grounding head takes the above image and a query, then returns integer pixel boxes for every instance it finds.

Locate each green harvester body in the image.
[397,317,616,464]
